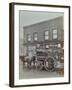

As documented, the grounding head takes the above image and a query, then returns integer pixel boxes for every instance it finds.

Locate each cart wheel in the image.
[45,58,55,71]
[37,61,44,70]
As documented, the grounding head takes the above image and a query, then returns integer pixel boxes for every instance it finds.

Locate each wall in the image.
[0,0,72,90]
[20,16,63,56]
[24,16,63,42]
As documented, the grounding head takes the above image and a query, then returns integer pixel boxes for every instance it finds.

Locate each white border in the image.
[14,5,69,86]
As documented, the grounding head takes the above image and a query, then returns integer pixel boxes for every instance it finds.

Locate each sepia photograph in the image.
[19,11,64,79]
[9,3,70,87]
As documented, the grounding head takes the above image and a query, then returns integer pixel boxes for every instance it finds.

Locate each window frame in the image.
[33,32,38,41]
[44,30,49,40]
[27,34,32,42]
[52,29,58,40]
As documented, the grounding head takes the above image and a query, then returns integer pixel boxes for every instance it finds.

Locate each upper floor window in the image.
[45,31,49,40]
[27,34,31,41]
[34,32,38,41]
[53,29,57,39]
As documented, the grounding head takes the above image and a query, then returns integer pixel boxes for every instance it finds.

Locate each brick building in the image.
[23,16,64,56]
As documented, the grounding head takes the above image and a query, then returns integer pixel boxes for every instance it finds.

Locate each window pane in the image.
[53,35,57,39]
[34,37,37,40]
[45,31,49,35]
[53,29,57,39]
[53,30,57,34]
[45,36,49,40]
[45,31,49,40]
[34,33,38,41]
[28,35,31,41]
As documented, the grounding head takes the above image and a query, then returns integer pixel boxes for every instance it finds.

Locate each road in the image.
[19,60,63,79]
